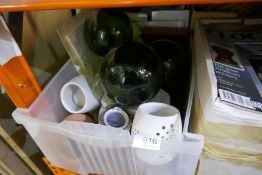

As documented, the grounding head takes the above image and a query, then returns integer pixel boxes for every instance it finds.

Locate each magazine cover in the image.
[202,21,262,112]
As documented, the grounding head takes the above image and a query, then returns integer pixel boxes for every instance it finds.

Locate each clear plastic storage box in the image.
[12,60,203,175]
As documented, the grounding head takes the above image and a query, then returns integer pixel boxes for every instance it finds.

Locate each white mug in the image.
[60,75,99,114]
[132,102,183,165]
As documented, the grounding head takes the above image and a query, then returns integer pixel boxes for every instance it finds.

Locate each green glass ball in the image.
[151,40,187,86]
[84,9,133,56]
[100,42,163,106]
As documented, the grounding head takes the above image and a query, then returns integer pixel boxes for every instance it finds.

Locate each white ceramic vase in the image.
[132,102,183,165]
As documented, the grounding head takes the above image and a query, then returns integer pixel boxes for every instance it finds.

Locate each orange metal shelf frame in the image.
[1,0,262,11]
[0,15,41,108]
[0,55,41,108]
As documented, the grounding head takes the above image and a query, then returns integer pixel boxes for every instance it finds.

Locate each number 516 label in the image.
[132,135,161,150]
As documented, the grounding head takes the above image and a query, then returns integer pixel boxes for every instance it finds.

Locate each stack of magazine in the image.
[191,18,262,172]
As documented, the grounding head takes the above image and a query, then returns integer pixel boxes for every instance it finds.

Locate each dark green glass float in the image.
[84,9,133,56]
[100,42,163,106]
[151,40,187,87]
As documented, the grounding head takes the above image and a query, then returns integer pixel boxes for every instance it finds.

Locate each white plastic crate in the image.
[12,60,203,175]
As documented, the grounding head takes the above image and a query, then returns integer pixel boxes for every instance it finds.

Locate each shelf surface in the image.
[1,0,262,11]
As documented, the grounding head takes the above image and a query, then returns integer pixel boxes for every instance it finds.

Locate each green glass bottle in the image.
[84,9,133,56]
